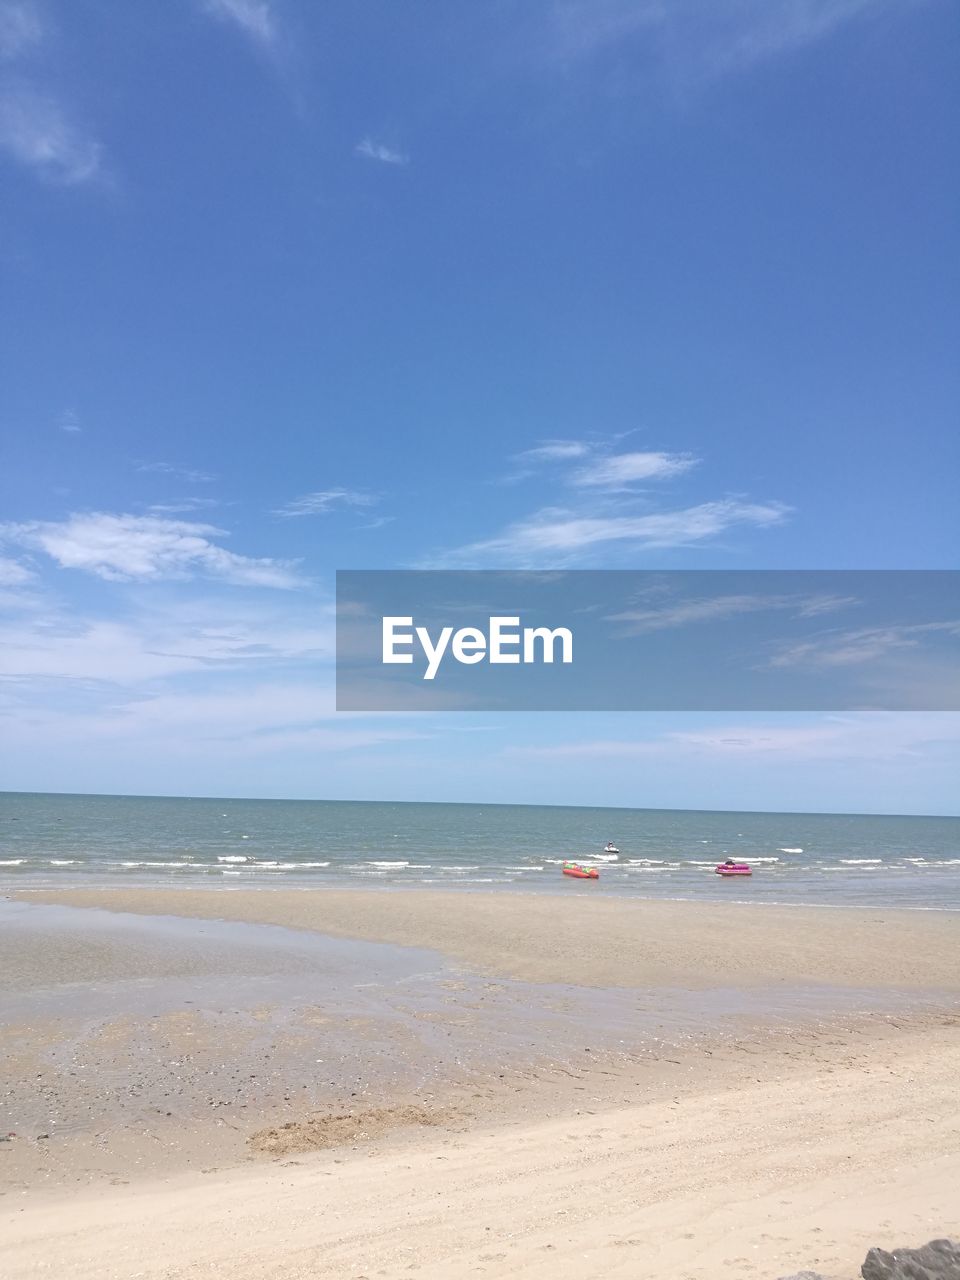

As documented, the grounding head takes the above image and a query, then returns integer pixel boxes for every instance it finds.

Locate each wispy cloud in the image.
[0,598,332,684]
[608,592,855,633]
[507,440,694,488]
[550,0,897,83]
[432,499,789,567]
[0,84,102,184]
[0,554,33,586]
[516,440,591,462]
[58,408,81,433]
[2,512,302,588]
[509,713,960,765]
[147,498,223,515]
[275,488,378,518]
[572,450,698,489]
[770,620,960,669]
[0,5,105,186]
[0,1,42,59]
[135,461,215,484]
[201,0,277,48]
[355,137,409,166]
[2,680,431,755]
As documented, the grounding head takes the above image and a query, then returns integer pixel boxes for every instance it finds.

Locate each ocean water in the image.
[1,791,958,909]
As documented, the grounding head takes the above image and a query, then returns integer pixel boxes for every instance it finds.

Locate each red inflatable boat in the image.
[715,862,752,876]
[562,862,599,880]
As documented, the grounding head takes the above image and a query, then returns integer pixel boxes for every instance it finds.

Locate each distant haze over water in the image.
[2,793,958,909]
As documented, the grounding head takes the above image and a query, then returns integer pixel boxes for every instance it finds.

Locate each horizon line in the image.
[2,789,957,821]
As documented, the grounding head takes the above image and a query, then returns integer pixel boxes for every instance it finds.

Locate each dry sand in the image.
[3,1022,959,1280]
[16,886,960,990]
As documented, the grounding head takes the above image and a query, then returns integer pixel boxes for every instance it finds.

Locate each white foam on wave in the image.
[118,861,189,868]
[779,847,803,853]
[218,855,249,863]
[841,859,882,864]
[750,857,780,863]
[368,860,410,868]
[50,859,78,865]
[0,859,24,865]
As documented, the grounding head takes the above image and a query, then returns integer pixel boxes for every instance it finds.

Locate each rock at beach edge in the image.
[861,1239,960,1280]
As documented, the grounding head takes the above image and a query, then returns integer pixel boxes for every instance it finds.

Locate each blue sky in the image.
[1,0,958,812]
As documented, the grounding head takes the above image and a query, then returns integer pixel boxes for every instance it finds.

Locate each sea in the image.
[2,791,959,909]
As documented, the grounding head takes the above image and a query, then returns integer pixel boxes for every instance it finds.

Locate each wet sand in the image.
[14,885,960,990]
[3,888,959,1277]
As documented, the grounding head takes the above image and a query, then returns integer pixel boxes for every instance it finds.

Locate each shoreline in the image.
[9,880,960,914]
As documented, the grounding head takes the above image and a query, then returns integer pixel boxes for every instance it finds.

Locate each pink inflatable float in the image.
[715,862,752,876]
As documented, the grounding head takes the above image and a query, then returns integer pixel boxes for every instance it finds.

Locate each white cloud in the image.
[0,2,42,59]
[518,440,591,462]
[2,512,302,588]
[202,0,277,47]
[0,595,332,684]
[702,0,889,75]
[509,713,960,765]
[99,684,339,732]
[608,592,855,633]
[770,620,960,669]
[0,555,33,585]
[147,498,223,514]
[136,461,214,483]
[58,408,81,433]
[0,84,102,184]
[434,499,789,566]
[572,450,698,489]
[0,678,430,755]
[505,440,694,487]
[551,0,897,81]
[0,619,211,683]
[355,137,409,166]
[276,488,378,517]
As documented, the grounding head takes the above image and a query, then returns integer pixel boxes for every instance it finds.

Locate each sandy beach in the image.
[14,886,960,989]
[2,888,959,1279]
